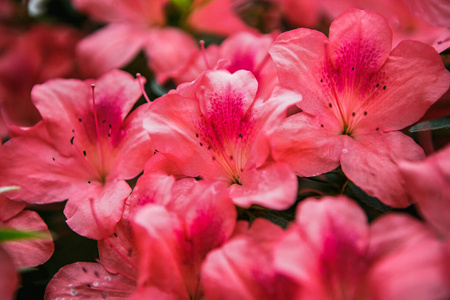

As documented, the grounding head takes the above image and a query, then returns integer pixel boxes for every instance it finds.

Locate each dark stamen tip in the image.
[83,150,87,156]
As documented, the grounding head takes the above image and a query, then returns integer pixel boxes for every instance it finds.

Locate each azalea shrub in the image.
[0,0,449,299]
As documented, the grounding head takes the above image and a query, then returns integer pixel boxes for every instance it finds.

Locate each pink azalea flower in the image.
[201,219,300,300]
[319,0,449,52]
[399,144,450,237]
[46,173,236,299]
[0,70,154,239]
[0,195,54,269]
[130,178,236,299]
[45,217,138,299]
[274,196,449,300]
[73,0,253,79]
[0,25,81,132]
[145,69,299,209]
[175,32,279,100]
[269,9,450,207]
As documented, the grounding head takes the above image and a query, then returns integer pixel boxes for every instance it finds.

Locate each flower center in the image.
[195,89,254,184]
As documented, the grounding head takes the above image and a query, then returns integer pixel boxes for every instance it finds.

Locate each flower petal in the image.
[76,24,147,78]
[340,131,425,207]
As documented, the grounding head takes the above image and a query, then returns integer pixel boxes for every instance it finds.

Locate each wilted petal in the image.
[45,262,135,299]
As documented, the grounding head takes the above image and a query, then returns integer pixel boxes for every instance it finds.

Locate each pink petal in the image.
[403,0,450,27]
[340,131,425,207]
[433,28,450,53]
[0,127,94,204]
[144,28,198,84]
[202,219,297,300]
[128,287,180,300]
[132,180,236,298]
[144,92,214,178]
[64,179,131,239]
[72,0,166,26]
[45,262,136,299]
[269,28,329,116]
[2,210,53,268]
[127,171,176,208]
[328,9,392,72]
[399,145,450,236]
[355,40,450,132]
[188,0,256,36]
[195,70,258,118]
[0,194,26,221]
[108,103,155,180]
[368,214,449,300]
[98,218,138,280]
[275,196,369,299]
[229,162,297,210]
[31,69,142,143]
[132,205,189,299]
[0,247,18,300]
[142,153,185,180]
[270,113,343,176]
[76,24,147,78]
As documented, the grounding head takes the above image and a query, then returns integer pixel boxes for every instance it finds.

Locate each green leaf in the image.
[0,186,20,194]
[169,0,192,13]
[347,182,392,212]
[0,228,47,242]
[409,116,450,132]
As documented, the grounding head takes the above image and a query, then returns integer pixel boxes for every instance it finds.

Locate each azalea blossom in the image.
[145,69,299,209]
[202,219,300,300]
[274,196,449,300]
[45,217,138,299]
[130,178,236,299]
[46,173,237,299]
[72,0,253,80]
[0,70,154,239]
[175,32,279,100]
[269,8,450,207]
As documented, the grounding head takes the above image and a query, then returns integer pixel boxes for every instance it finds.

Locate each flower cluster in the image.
[0,0,449,299]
